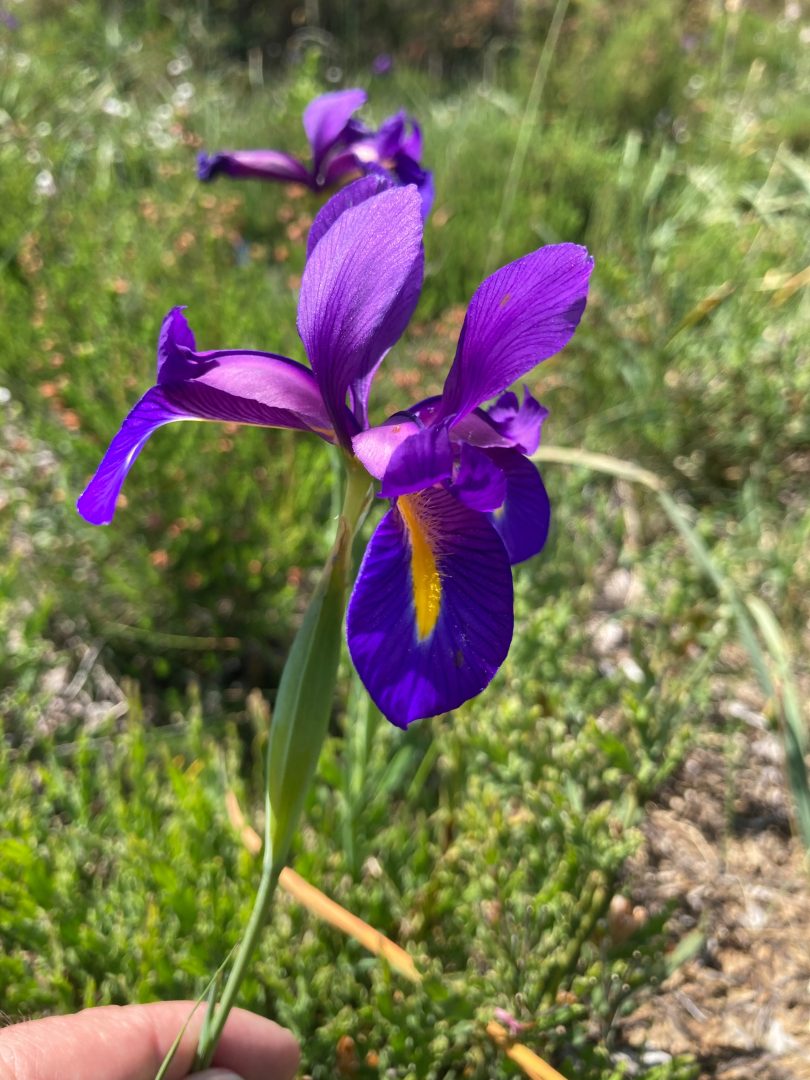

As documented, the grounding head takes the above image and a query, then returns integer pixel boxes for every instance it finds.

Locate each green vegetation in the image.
[1,1,807,1076]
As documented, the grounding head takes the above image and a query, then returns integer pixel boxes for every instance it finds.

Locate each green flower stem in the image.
[193,456,373,1069]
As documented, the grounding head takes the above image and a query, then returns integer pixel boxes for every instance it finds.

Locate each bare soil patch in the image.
[620,726,810,1078]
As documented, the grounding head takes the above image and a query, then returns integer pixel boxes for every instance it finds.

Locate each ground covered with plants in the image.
[1,1,808,1077]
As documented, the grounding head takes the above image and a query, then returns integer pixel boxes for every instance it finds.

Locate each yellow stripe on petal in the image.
[398,493,442,641]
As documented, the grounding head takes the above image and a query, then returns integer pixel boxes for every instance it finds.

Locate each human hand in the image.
[0,1000,300,1080]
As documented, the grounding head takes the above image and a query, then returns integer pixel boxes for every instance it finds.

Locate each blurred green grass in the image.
[1,0,808,1076]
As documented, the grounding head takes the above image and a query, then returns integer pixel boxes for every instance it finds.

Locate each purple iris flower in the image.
[197,88,433,219]
[77,177,592,727]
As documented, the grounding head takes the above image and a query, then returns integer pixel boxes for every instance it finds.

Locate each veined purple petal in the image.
[303,88,367,174]
[439,243,594,421]
[486,448,550,565]
[485,387,549,455]
[352,417,419,479]
[78,312,334,526]
[167,351,335,437]
[379,423,453,498]
[452,443,507,512]
[307,173,395,260]
[197,150,312,186]
[154,309,333,433]
[297,185,424,443]
[347,487,513,726]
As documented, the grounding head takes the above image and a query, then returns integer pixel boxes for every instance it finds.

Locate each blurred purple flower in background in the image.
[78,178,591,726]
[372,53,393,76]
[198,87,433,218]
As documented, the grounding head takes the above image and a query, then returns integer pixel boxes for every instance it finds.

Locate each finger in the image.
[0,1001,300,1080]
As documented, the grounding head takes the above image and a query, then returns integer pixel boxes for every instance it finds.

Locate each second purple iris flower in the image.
[198,87,434,219]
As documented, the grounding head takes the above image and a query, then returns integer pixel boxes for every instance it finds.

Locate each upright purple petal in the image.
[157,306,197,382]
[347,487,513,727]
[303,88,367,174]
[306,173,394,259]
[438,244,594,421]
[486,448,551,565]
[197,150,312,186]
[297,185,424,443]
[379,423,453,498]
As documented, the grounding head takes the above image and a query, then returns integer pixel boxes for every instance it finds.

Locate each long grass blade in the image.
[152,944,237,1080]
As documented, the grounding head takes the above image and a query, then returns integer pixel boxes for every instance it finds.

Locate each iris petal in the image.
[156,306,198,383]
[452,443,507,512]
[439,243,594,421]
[78,312,334,525]
[486,448,551,565]
[303,88,367,173]
[77,386,188,526]
[485,387,549,455]
[379,423,453,498]
[352,418,420,479]
[197,150,312,186]
[307,173,394,259]
[298,185,424,442]
[347,487,513,727]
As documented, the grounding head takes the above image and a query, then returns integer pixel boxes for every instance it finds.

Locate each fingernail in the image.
[188,1070,245,1080]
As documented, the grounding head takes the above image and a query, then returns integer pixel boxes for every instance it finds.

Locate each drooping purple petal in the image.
[347,487,514,727]
[352,417,419,479]
[438,244,594,421]
[486,448,551,565]
[77,387,187,526]
[485,387,549,455]
[303,88,367,174]
[297,184,424,443]
[379,423,453,498]
[451,443,507,512]
[197,150,312,186]
[306,173,394,259]
[78,312,334,526]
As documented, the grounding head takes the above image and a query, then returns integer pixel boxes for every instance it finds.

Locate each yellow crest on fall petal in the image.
[398,493,442,641]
